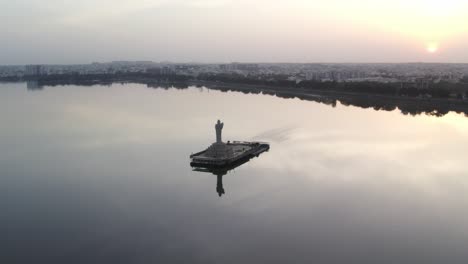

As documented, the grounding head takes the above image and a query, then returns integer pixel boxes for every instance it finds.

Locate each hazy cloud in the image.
[1,0,468,64]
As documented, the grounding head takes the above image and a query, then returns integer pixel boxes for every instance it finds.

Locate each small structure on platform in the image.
[190,120,270,169]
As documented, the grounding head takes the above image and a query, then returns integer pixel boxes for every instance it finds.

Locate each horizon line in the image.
[3,61,468,66]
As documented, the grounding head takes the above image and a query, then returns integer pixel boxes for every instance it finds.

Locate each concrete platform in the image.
[190,120,269,168]
[190,141,269,168]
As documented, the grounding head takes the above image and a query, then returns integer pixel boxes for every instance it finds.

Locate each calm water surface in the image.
[2,82,468,263]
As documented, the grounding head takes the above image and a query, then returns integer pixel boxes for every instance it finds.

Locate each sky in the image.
[2,0,468,64]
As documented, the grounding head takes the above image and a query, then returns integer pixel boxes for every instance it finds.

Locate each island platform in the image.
[190,120,270,168]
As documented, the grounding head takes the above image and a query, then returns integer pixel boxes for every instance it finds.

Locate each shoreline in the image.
[3,78,468,117]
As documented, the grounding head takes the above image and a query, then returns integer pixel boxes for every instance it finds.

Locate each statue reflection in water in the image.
[192,158,252,197]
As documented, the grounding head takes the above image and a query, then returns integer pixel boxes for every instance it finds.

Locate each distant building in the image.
[235,63,259,72]
[146,66,175,75]
[219,63,259,72]
[25,65,46,76]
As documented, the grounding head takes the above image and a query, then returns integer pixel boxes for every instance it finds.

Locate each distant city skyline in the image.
[2,0,468,64]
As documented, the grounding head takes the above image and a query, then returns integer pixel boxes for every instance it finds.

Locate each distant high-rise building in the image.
[219,63,259,72]
[25,65,45,76]
[146,66,175,75]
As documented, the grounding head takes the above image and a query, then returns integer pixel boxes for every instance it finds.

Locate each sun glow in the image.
[323,0,468,57]
[398,0,468,41]
[426,42,439,53]
[422,0,467,17]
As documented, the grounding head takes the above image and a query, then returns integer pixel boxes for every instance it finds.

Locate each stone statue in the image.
[215,120,224,143]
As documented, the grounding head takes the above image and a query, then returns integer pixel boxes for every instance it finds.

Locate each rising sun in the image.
[426,42,439,53]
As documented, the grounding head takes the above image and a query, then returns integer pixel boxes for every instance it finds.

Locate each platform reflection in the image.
[192,150,268,197]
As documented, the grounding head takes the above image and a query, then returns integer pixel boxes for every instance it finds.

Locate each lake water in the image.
[2,82,468,263]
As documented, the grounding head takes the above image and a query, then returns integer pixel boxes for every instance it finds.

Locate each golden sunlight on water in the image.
[423,112,468,132]
[2,83,468,263]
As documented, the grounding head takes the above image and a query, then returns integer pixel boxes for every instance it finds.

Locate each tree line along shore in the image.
[4,71,467,99]
[3,71,467,118]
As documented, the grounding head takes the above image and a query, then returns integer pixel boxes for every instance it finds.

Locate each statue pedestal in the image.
[204,142,234,159]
